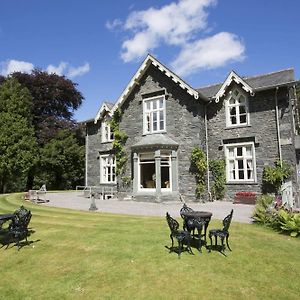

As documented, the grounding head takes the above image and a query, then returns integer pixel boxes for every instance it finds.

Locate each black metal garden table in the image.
[181,211,212,245]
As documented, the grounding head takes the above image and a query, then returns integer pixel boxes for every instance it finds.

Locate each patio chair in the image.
[166,212,193,258]
[208,209,233,253]
[180,203,194,232]
[6,206,32,250]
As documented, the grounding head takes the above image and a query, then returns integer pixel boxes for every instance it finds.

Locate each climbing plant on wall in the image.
[209,159,226,200]
[190,146,207,197]
[110,108,128,177]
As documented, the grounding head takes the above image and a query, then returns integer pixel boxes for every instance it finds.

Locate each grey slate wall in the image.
[207,84,297,200]
[119,64,206,201]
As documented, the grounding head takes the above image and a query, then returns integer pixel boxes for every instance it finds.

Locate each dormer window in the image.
[102,120,114,143]
[226,88,249,127]
[143,95,166,134]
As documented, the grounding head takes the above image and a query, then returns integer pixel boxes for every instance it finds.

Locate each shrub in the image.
[252,194,300,237]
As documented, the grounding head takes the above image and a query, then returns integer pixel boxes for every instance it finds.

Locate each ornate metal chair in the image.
[166,212,193,258]
[180,203,194,232]
[6,206,32,250]
[208,209,233,253]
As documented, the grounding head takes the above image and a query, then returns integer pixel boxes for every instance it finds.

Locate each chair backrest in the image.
[166,212,179,234]
[12,206,32,229]
[180,203,194,219]
[222,209,233,232]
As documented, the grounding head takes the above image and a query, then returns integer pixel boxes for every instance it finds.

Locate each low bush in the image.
[252,194,300,237]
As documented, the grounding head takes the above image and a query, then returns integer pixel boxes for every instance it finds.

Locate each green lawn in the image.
[0,194,299,300]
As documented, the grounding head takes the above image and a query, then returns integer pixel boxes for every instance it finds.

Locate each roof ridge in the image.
[196,68,294,90]
[243,68,294,80]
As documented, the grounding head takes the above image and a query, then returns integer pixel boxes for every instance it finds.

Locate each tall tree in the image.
[0,78,38,193]
[38,129,85,190]
[12,70,84,145]
[11,70,84,189]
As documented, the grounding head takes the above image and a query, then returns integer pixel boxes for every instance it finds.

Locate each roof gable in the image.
[111,54,206,114]
[94,101,113,124]
[215,71,254,103]
[197,68,295,99]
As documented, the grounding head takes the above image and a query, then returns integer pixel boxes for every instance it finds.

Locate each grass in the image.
[0,193,299,300]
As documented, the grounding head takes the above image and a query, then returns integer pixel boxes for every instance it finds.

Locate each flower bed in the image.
[234,191,257,205]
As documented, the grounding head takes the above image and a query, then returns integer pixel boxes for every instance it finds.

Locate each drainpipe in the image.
[275,87,282,164]
[85,127,89,186]
[204,103,212,201]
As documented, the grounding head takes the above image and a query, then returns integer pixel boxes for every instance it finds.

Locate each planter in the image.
[234,192,257,205]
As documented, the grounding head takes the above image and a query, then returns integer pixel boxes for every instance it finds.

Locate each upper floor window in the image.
[102,120,114,143]
[100,154,116,184]
[143,96,166,134]
[226,88,249,127]
[225,142,256,183]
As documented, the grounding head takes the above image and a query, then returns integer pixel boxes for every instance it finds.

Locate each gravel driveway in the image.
[40,192,255,224]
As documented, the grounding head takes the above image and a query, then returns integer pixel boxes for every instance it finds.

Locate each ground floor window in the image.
[225,142,256,183]
[139,152,171,190]
[100,154,116,183]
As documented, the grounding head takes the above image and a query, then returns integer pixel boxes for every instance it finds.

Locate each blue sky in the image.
[0,0,299,121]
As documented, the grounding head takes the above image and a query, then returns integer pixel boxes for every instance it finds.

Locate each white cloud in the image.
[119,0,217,62]
[0,59,34,76]
[46,62,90,78]
[67,62,90,78]
[171,32,245,76]
[46,62,68,75]
[106,19,123,30]
[109,0,245,75]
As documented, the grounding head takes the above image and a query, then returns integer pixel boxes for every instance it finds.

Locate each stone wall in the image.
[119,64,206,201]
[207,85,297,200]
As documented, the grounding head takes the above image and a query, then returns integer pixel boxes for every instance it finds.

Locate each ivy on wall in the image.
[190,146,207,198]
[209,159,226,200]
[110,108,128,177]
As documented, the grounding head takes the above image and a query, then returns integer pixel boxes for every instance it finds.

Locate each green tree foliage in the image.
[38,130,85,190]
[190,146,207,197]
[262,160,292,194]
[0,78,38,192]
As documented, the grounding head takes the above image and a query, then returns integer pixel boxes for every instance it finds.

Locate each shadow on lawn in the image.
[165,238,230,257]
[0,228,40,250]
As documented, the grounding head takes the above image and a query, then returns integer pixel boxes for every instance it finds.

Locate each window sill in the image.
[226,181,258,185]
[225,124,251,130]
[142,131,167,136]
[101,141,114,144]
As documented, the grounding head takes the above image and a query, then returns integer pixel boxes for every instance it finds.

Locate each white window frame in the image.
[225,88,250,127]
[101,120,114,143]
[137,151,172,192]
[143,95,166,134]
[100,154,116,184]
[225,142,256,183]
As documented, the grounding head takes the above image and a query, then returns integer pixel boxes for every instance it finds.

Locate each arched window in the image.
[226,88,249,127]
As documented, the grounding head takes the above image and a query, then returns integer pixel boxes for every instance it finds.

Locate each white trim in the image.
[215,71,254,103]
[224,142,257,183]
[143,94,166,135]
[111,54,200,114]
[225,87,250,127]
[101,119,114,143]
[94,102,112,124]
[99,154,116,184]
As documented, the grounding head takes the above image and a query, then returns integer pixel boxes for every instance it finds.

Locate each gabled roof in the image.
[197,68,295,100]
[214,71,254,102]
[94,101,114,124]
[111,54,207,114]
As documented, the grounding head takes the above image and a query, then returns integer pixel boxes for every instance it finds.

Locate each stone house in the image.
[84,54,299,204]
